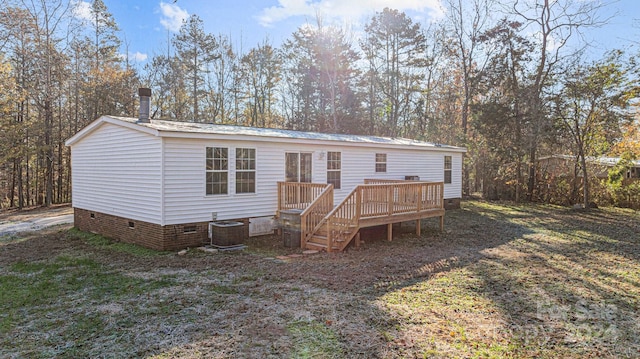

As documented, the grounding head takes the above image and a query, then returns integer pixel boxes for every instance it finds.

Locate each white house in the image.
[66,96,466,250]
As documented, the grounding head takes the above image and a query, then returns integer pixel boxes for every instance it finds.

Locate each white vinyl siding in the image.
[163,138,464,225]
[336,148,463,200]
[163,138,284,224]
[70,123,162,223]
[164,139,462,224]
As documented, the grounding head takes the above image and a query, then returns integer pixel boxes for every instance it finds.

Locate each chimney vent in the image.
[138,88,151,123]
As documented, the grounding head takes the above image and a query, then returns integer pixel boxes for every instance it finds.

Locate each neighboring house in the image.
[536,154,640,206]
[538,154,640,179]
[66,92,466,251]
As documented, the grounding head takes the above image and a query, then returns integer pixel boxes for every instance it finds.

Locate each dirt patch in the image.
[0,226,74,265]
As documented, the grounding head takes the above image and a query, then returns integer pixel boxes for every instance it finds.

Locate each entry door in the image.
[285,152,312,182]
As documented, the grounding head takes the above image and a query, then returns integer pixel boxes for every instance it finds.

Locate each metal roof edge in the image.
[66,115,467,153]
[145,118,467,152]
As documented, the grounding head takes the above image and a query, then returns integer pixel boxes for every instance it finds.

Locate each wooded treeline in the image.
[0,0,638,209]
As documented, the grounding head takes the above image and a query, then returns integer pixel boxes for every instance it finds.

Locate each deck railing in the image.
[300,184,334,248]
[277,182,329,212]
[363,178,420,184]
[321,188,360,252]
[359,182,443,214]
[278,180,444,252]
[319,181,444,251]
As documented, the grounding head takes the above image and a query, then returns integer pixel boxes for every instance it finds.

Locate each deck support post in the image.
[326,222,332,253]
[355,232,361,249]
[439,215,444,232]
[387,223,393,241]
[416,219,421,236]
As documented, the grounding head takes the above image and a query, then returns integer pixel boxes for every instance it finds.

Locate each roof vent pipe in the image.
[138,88,151,123]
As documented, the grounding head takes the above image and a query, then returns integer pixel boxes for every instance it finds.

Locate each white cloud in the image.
[72,0,114,27]
[132,52,148,62]
[72,0,93,22]
[256,0,444,27]
[159,2,189,32]
[117,52,149,63]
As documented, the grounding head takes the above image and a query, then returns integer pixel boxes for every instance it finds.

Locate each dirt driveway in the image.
[0,205,73,236]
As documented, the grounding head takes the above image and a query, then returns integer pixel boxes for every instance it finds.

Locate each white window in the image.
[327,151,341,189]
[206,147,228,195]
[375,153,387,173]
[236,148,256,193]
[444,155,452,184]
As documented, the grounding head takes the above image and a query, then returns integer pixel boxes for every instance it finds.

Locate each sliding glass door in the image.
[285,152,312,182]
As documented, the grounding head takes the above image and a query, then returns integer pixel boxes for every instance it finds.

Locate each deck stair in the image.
[278,180,445,252]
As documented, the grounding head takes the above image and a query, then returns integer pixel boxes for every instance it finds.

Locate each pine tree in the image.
[173,14,217,122]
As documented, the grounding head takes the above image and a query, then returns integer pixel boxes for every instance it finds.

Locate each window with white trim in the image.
[236,148,256,193]
[375,153,387,173]
[206,147,228,195]
[444,155,452,184]
[327,151,341,189]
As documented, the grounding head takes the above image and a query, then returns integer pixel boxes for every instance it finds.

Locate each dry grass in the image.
[1,201,639,358]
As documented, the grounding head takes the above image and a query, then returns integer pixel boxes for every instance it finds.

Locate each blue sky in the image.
[82,0,639,66]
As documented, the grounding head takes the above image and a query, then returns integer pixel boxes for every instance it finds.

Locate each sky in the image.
[82,0,640,67]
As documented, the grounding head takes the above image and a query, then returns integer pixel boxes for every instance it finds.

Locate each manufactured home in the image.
[66,92,466,251]
[538,154,640,179]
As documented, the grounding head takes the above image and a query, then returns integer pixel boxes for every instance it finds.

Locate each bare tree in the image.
[361,8,427,137]
[440,0,497,197]
[240,40,281,127]
[552,51,634,207]
[174,14,217,121]
[511,0,609,201]
[21,0,72,206]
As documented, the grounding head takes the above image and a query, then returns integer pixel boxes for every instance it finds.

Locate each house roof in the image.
[66,115,467,152]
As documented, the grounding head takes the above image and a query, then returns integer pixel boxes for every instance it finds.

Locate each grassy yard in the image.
[1,201,639,358]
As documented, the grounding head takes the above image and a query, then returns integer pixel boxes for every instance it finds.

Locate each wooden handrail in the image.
[364,178,432,184]
[358,182,443,214]
[277,182,329,213]
[300,184,333,249]
[325,189,360,252]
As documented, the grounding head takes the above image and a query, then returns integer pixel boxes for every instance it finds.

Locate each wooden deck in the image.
[277,180,445,252]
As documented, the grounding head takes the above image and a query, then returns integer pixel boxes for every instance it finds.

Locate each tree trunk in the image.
[527,145,537,202]
[45,99,54,207]
[17,158,24,209]
[25,131,31,207]
[515,158,521,203]
[10,160,16,208]
[580,155,590,208]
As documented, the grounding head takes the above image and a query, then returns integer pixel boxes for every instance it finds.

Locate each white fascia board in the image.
[65,116,160,146]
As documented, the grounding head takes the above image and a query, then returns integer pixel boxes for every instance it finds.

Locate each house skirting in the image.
[73,208,231,251]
